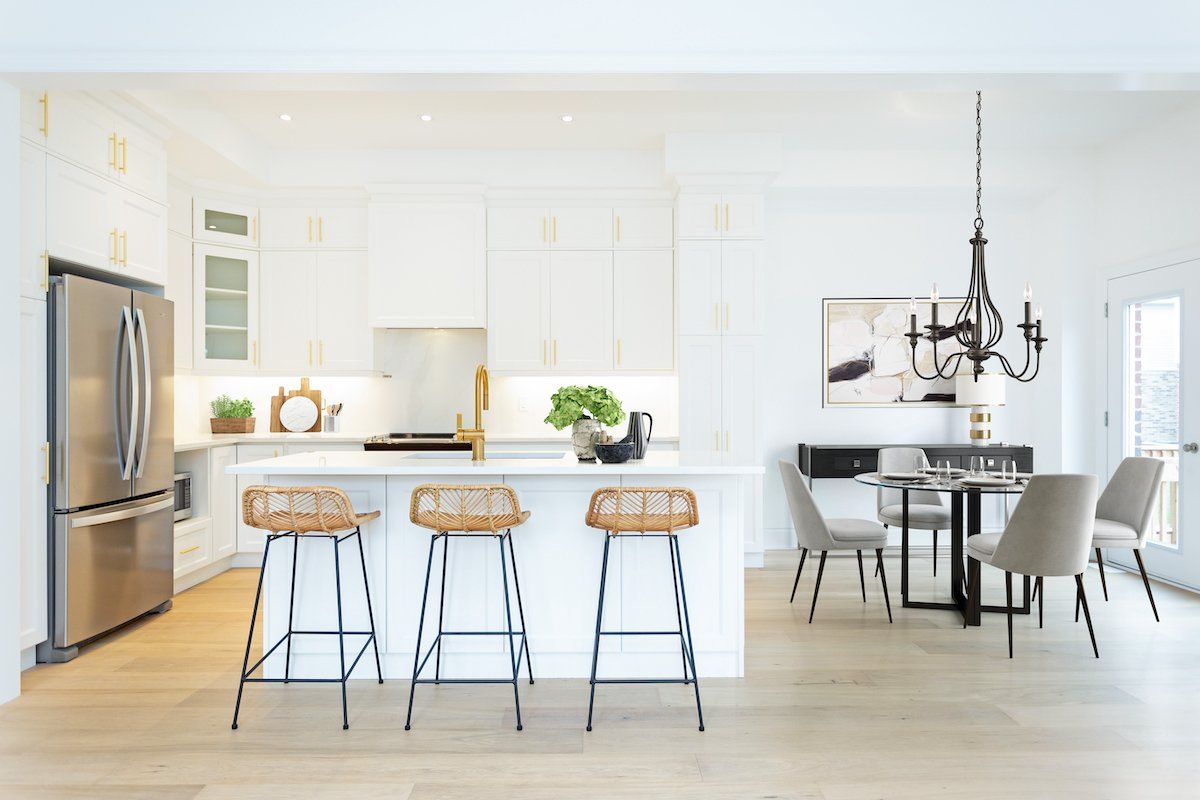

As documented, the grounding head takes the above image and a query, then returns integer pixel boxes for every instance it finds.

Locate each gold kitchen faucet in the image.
[455,364,489,461]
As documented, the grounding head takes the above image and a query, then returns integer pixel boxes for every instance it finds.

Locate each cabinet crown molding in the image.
[366,183,487,203]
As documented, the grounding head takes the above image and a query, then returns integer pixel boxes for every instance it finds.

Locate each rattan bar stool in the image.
[584,486,704,732]
[404,484,534,731]
[231,486,383,731]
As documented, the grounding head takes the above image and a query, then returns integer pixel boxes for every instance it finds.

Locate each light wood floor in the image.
[4,553,1200,799]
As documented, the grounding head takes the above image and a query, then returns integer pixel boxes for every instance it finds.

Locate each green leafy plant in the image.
[210,395,254,419]
[544,385,625,430]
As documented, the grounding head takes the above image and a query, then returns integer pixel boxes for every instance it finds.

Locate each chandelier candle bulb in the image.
[1024,282,1033,326]
[930,284,940,325]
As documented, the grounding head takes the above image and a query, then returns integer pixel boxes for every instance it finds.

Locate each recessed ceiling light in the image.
[278,113,292,122]
[419,114,433,122]
[560,114,574,123]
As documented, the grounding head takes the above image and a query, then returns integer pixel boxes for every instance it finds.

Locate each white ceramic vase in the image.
[571,418,601,461]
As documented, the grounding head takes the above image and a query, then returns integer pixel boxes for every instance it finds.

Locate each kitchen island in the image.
[227,451,763,680]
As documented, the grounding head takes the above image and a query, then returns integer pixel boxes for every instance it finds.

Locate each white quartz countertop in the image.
[226,450,762,476]
[176,432,678,452]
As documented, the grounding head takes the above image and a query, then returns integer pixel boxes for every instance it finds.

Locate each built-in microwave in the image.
[174,472,192,521]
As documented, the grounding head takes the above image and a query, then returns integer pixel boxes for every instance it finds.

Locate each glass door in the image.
[1107,260,1200,588]
[193,244,259,371]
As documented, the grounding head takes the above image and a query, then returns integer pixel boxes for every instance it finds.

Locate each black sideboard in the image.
[798,443,1034,481]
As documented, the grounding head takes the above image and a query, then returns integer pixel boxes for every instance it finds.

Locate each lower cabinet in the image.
[235,445,280,553]
[174,518,213,580]
[209,445,238,559]
[19,298,48,652]
[678,335,761,458]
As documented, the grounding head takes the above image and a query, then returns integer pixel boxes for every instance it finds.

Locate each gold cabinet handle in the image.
[319,340,324,366]
[617,338,622,366]
[553,339,558,365]
[713,303,720,331]
[725,431,731,451]
[119,137,127,174]
[179,545,200,556]
[308,216,313,242]
[109,229,119,264]
[615,214,621,242]
[40,250,49,292]
[38,92,48,137]
[552,216,557,243]
[543,339,547,366]
[713,203,719,231]
[119,231,128,266]
[308,340,313,366]
[252,216,257,242]
[252,340,257,365]
[725,203,730,231]
[542,216,547,243]
[318,217,323,242]
[108,133,118,170]
[715,430,720,451]
[41,442,49,485]
[725,303,730,331]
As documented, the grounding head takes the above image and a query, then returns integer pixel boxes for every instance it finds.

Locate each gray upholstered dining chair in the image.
[1088,456,1165,621]
[780,460,892,624]
[876,447,951,576]
[963,474,1099,658]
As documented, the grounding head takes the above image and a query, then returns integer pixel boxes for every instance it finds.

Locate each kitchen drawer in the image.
[173,520,212,578]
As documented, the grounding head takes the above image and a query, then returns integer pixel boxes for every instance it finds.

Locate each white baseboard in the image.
[20,647,36,671]
[174,554,236,594]
[744,550,764,569]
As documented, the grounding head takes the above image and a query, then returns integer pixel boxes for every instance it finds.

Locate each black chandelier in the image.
[906,91,1048,384]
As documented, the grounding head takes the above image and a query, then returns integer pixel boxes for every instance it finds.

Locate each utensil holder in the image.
[324,415,340,432]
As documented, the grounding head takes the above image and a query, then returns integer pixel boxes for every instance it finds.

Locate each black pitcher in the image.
[621,411,653,460]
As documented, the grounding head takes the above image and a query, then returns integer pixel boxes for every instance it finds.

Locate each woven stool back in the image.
[585,487,699,534]
[410,484,530,534]
[241,485,372,534]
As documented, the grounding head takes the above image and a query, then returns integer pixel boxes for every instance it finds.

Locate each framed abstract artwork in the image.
[823,297,970,407]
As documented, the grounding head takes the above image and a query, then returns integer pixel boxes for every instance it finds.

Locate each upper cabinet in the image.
[613,206,673,249]
[487,206,669,250]
[193,244,260,371]
[614,250,674,370]
[166,233,193,370]
[20,141,47,299]
[677,193,765,239]
[194,198,258,247]
[551,208,613,249]
[368,202,486,328]
[678,240,764,336]
[259,206,367,250]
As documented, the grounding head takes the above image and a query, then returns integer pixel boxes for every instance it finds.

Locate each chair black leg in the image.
[498,535,524,731]
[856,550,867,603]
[506,531,535,684]
[876,527,886,578]
[1133,550,1160,622]
[808,551,828,624]
[875,548,892,623]
[789,548,808,603]
[355,528,383,684]
[232,535,272,730]
[585,534,612,732]
[1032,577,1039,602]
[1037,577,1043,629]
[283,533,299,683]
[405,533,439,731]
[962,556,975,630]
[1075,586,1081,622]
[1075,573,1100,658]
[1095,548,1109,601]
[333,536,349,730]
[1005,571,1014,659]
[668,533,692,684]
[932,530,938,576]
[672,535,705,732]
[434,533,449,683]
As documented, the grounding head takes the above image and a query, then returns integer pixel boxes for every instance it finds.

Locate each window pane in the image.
[1125,296,1181,547]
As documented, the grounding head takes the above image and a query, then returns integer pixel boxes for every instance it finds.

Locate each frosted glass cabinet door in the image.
[194,198,258,247]
[194,244,259,371]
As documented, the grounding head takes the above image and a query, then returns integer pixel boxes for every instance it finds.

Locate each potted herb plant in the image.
[210,394,256,434]
[544,385,625,461]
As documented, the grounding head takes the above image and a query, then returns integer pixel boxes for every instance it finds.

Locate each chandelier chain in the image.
[974,90,983,231]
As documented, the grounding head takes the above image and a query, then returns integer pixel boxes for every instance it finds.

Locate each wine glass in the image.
[915,452,930,474]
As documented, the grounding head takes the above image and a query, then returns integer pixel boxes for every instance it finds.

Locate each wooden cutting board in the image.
[269,378,322,433]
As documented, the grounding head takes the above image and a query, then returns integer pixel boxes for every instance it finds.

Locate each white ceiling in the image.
[142,89,1198,152]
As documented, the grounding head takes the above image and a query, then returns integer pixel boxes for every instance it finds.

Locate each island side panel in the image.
[260,475,388,680]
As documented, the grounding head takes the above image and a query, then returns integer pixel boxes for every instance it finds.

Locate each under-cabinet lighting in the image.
[278,113,292,122]
[560,114,574,123]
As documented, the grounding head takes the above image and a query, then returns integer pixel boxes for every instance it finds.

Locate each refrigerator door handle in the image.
[119,305,139,482]
[134,307,152,478]
[70,496,174,528]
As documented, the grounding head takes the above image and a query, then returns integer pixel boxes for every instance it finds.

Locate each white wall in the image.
[0,81,21,703]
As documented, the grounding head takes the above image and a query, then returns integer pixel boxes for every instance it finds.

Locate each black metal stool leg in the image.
[232,535,273,730]
[498,534,524,731]
[672,534,704,732]
[585,534,612,732]
[669,533,692,684]
[405,533,439,731]
[790,548,808,602]
[354,528,383,684]
[434,533,449,683]
[284,533,299,683]
[333,535,349,730]
[506,531,535,684]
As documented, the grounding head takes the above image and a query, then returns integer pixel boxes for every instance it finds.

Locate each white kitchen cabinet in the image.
[194,198,258,247]
[236,445,279,553]
[166,232,193,370]
[614,250,674,370]
[721,336,762,461]
[677,241,723,335]
[20,90,47,143]
[613,206,673,249]
[315,207,368,249]
[167,182,192,236]
[19,298,48,652]
[114,121,168,204]
[677,193,765,239]
[46,155,112,272]
[549,207,612,249]
[262,206,368,250]
[44,92,118,180]
[111,185,168,285]
[20,141,47,299]
[315,251,372,370]
[260,251,318,371]
[678,336,724,453]
[678,240,763,336]
[174,518,213,580]
[209,446,238,560]
[720,240,765,335]
[487,251,552,371]
[549,251,613,371]
[368,202,486,328]
[194,244,260,371]
[487,207,549,250]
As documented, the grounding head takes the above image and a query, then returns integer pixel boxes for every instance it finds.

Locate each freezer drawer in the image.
[54,493,174,648]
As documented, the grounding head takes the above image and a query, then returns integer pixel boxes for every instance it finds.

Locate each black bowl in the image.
[595,441,635,464]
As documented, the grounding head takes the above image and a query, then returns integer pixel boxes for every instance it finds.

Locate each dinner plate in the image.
[880,472,926,481]
[918,466,966,476]
[959,475,1015,487]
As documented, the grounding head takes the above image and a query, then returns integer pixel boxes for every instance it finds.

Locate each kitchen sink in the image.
[401,451,566,460]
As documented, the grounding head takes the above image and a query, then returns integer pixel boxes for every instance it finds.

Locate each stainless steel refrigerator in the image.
[40,274,175,662]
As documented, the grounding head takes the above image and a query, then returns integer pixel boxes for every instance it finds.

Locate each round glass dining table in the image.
[854,472,1029,626]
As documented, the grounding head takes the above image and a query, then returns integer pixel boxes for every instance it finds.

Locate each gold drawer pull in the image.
[318,216,323,242]
[308,216,313,242]
[713,203,719,230]
[109,229,119,264]
[119,137,127,174]
[308,340,313,366]
[108,133,118,169]
[179,545,200,555]
[319,340,324,366]
[119,231,128,266]
[553,339,558,365]
[725,203,730,231]
[38,92,48,137]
